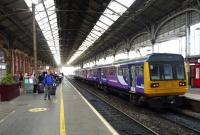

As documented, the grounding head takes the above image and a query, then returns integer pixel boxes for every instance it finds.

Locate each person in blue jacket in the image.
[43,71,54,100]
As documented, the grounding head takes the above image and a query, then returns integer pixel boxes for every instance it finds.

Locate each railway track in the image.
[67,77,158,135]
[158,110,200,133]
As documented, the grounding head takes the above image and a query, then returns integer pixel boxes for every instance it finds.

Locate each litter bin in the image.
[23,76,33,93]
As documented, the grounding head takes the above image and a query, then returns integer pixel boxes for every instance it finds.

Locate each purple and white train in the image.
[74,53,188,106]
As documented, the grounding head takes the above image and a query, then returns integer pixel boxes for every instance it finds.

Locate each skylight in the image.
[67,0,136,65]
[24,0,60,65]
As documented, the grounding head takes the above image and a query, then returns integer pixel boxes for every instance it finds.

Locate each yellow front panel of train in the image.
[143,62,188,97]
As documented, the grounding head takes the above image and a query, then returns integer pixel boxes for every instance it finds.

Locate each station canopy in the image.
[67,0,136,65]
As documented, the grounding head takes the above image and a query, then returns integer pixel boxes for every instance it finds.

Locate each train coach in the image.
[75,53,188,107]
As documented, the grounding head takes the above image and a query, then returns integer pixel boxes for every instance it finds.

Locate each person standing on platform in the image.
[19,73,23,88]
[33,74,38,94]
[43,71,54,100]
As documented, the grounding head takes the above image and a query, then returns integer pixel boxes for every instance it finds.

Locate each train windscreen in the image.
[149,62,185,80]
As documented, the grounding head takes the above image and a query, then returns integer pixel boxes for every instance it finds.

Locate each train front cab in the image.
[144,54,188,107]
[144,62,188,97]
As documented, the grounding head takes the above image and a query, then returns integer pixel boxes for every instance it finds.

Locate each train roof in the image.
[114,53,184,65]
[77,53,184,70]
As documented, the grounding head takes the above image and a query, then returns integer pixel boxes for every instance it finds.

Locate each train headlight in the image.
[151,83,159,88]
[179,82,186,86]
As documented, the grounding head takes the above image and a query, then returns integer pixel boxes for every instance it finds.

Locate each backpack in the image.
[45,75,53,85]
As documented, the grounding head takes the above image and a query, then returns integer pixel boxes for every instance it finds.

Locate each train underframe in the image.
[75,77,185,108]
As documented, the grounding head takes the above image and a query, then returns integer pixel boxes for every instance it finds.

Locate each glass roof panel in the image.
[91,30,102,37]
[84,40,93,45]
[47,10,54,16]
[35,14,42,21]
[37,14,46,22]
[99,15,114,26]
[35,3,44,11]
[88,35,97,40]
[90,33,99,39]
[104,8,119,21]
[115,0,136,8]
[96,21,109,29]
[93,25,105,33]
[44,0,54,9]
[108,1,127,15]
[40,19,48,25]
[48,5,55,10]
[50,18,56,24]
[49,13,56,20]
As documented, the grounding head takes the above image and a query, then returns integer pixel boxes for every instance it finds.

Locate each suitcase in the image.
[51,85,56,95]
[38,83,44,93]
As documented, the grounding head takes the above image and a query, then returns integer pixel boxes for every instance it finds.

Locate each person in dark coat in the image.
[19,73,23,88]
[43,71,54,100]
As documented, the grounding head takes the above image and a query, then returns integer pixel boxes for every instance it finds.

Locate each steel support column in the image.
[32,3,37,74]
[150,24,156,53]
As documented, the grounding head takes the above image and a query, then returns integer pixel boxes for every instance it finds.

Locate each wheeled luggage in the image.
[51,84,56,95]
[38,83,44,93]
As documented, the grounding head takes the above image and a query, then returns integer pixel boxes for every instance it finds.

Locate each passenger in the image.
[38,73,44,83]
[19,73,23,88]
[33,74,38,94]
[43,71,54,100]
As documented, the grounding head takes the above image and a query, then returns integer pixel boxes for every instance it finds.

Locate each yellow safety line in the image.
[60,83,66,135]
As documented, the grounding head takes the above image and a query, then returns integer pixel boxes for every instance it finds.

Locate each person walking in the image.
[43,71,54,100]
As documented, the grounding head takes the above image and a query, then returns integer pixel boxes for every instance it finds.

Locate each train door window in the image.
[118,67,123,76]
[131,66,136,87]
[122,68,128,76]
[138,66,144,76]
[176,63,185,80]
[196,67,200,79]
[163,64,173,80]
[150,64,160,80]
[135,66,140,76]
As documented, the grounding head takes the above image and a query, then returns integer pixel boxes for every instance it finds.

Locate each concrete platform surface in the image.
[184,88,200,101]
[0,79,117,135]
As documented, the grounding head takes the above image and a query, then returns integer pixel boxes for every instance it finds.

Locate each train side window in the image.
[135,67,139,76]
[139,66,144,76]
[150,64,160,80]
[118,68,123,76]
[109,67,116,75]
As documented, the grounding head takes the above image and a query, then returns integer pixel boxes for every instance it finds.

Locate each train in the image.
[74,53,188,107]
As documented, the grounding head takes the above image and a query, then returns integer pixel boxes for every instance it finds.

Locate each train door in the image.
[130,65,144,92]
[130,66,139,92]
[194,64,200,87]
[190,65,195,87]
[190,64,200,87]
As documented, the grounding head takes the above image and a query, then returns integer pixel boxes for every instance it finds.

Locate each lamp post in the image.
[32,3,37,74]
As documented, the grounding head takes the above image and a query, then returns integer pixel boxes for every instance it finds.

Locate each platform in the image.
[184,88,200,101]
[0,79,117,135]
[183,88,200,112]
